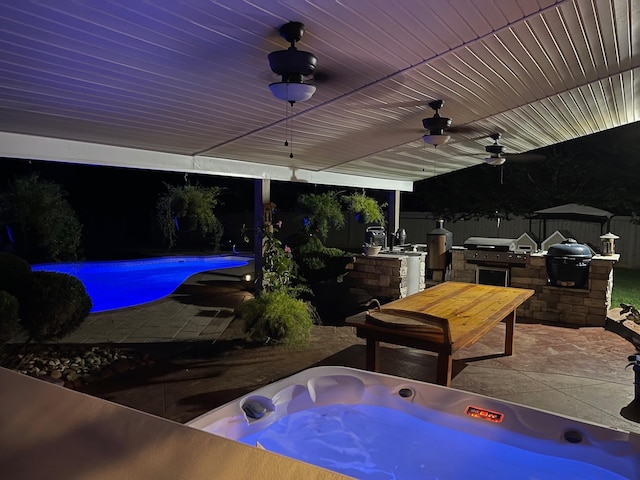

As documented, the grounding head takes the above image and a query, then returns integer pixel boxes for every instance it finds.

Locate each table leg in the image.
[436,354,453,387]
[504,311,515,356]
[365,339,380,372]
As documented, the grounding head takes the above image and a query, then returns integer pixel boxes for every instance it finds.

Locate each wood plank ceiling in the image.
[0,0,638,191]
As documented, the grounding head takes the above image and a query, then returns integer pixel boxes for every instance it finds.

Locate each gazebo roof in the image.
[532,204,614,224]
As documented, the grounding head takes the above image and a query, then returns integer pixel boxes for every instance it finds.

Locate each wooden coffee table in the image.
[345,281,535,386]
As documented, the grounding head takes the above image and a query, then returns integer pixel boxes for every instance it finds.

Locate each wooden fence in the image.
[224,211,639,269]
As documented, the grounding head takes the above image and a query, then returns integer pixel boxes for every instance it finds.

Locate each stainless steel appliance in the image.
[365,225,386,248]
[463,236,529,286]
[463,237,528,266]
[427,220,452,271]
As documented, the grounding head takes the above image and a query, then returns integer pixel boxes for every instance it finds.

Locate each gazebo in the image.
[529,203,614,240]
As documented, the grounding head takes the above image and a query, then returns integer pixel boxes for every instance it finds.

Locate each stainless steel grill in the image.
[463,237,529,266]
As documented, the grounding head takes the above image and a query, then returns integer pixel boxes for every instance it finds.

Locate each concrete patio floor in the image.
[43,265,640,436]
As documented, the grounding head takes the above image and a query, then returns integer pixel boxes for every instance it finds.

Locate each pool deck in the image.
[22,263,640,435]
[53,262,256,344]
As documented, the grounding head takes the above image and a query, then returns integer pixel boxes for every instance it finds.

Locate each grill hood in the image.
[463,237,517,252]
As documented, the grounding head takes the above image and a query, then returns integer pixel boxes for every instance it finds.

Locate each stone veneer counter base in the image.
[451,250,619,327]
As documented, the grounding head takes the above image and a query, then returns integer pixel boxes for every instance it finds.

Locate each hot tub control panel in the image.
[465,405,504,423]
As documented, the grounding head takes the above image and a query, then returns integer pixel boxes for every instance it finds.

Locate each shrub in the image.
[236,291,315,347]
[292,236,352,285]
[0,173,83,262]
[0,252,31,296]
[261,225,300,294]
[19,271,92,341]
[0,290,20,343]
[239,222,317,346]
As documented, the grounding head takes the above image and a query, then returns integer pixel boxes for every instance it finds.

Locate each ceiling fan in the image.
[421,100,452,147]
[481,133,546,184]
[420,100,481,146]
[267,21,319,105]
[267,21,322,159]
[483,133,546,165]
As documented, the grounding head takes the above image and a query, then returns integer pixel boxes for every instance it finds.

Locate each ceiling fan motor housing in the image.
[268,49,317,78]
[485,144,505,155]
[268,22,317,80]
[422,115,452,135]
[422,100,451,135]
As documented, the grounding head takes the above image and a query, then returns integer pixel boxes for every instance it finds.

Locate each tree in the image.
[0,173,82,262]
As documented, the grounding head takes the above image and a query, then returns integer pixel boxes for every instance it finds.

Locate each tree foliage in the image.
[0,173,82,262]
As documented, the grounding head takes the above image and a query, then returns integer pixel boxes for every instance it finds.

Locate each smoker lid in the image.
[546,239,593,258]
[463,237,516,251]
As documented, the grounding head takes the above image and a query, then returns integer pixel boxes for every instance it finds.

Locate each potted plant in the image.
[155,182,223,250]
[362,240,382,256]
[297,191,345,241]
[342,191,387,225]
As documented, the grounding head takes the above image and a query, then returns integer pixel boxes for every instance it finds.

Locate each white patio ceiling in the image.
[0,0,638,192]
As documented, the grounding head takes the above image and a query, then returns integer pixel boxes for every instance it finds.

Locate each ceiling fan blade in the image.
[447,124,485,135]
[375,99,436,109]
[504,153,546,162]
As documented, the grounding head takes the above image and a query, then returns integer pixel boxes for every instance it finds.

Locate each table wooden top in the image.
[352,281,534,347]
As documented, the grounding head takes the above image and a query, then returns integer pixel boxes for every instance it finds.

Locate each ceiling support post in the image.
[387,190,400,246]
[254,178,271,294]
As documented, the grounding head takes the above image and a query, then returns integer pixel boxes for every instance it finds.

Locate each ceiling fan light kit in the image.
[268,22,317,105]
[268,82,316,103]
[485,156,506,166]
[422,134,451,146]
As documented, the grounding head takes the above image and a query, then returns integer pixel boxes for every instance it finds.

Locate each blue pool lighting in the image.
[31,255,251,313]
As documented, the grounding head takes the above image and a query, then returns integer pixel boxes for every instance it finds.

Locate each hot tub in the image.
[187,366,640,479]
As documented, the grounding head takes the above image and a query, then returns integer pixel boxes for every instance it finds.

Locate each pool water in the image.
[31,255,250,312]
[240,404,627,480]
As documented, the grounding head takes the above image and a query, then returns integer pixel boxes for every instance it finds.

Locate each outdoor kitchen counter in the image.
[346,252,426,299]
[530,252,620,261]
[346,281,535,386]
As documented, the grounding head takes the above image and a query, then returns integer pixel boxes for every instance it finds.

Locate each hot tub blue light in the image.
[240,404,627,480]
[31,255,250,312]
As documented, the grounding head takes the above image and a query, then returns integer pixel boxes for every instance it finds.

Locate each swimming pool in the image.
[31,255,251,313]
[187,366,640,480]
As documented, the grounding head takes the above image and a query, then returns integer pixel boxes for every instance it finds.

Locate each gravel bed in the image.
[0,344,155,389]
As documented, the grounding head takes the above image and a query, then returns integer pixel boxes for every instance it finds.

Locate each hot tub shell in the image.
[187,366,640,479]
